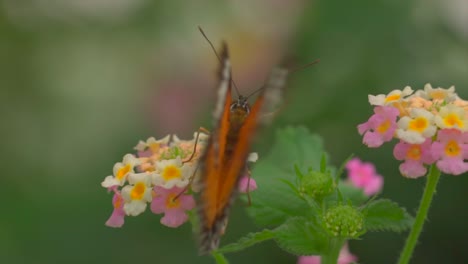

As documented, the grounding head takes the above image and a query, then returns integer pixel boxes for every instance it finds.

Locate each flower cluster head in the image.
[323,204,364,238]
[101,132,258,228]
[359,84,468,177]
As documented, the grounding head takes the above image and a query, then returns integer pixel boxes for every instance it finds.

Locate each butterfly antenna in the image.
[246,58,320,99]
[289,58,320,75]
[246,85,265,99]
[198,26,241,97]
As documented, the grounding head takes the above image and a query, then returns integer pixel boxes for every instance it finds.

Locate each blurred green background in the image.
[1,0,467,263]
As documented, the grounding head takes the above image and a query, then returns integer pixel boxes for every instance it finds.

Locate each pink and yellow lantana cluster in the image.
[358,84,468,177]
[101,133,257,228]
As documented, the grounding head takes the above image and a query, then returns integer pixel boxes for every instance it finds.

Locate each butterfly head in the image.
[230,95,249,113]
[229,95,250,125]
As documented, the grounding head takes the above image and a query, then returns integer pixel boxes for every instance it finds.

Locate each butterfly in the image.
[195,35,289,254]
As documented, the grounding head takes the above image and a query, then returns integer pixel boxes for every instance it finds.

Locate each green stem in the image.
[397,164,441,264]
[211,251,229,264]
[322,238,344,264]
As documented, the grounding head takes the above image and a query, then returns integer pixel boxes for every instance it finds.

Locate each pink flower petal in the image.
[105,209,125,228]
[362,131,385,148]
[337,243,358,264]
[393,141,409,160]
[105,192,125,228]
[238,176,258,193]
[297,243,357,264]
[161,209,188,228]
[357,122,370,135]
[436,158,468,175]
[363,174,384,195]
[399,160,427,178]
[358,106,399,148]
[394,139,435,178]
[463,144,468,160]
[420,139,436,164]
[430,141,444,160]
[431,129,468,175]
[179,194,196,211]
[345,158,383,196]
[151,186,194,227]
[150,195,166,214]
[297,256,321,264]
[137,150,152,158]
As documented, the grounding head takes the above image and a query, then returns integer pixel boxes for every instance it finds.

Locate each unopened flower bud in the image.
[300,170,334,200]
[323,205,364,238]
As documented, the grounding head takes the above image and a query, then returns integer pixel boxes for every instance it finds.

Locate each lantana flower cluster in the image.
[358,84,468,177]
[101,133,258,228]
[101,134,202,228]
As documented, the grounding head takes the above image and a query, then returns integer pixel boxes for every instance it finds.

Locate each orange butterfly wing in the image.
[198,43,233,253]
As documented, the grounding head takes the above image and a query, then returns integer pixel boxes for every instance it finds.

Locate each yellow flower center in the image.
[162,165,181,181]
[130,182,146,200]
[430,90,446,100]
[377,120,391,134]
[385,94,401,103]
[444,140,461,157]
[149,143,161,153]
[114,195,123,209]
[408,117,428,132]
[165,193,181,209]
[444,113,463,128]
[406,145,422,160]
[116,164,131,180]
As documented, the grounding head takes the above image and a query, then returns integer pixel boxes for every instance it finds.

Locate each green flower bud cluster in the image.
[299,170,334,200]
[323,205,364,238]
[160,146,190,160]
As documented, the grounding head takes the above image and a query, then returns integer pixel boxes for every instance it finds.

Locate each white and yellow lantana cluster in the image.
[101,133,208,217]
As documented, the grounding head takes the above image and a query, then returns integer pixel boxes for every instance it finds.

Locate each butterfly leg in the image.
[183,127,210,164]
[246,168,252,206]
[174,164,200,201]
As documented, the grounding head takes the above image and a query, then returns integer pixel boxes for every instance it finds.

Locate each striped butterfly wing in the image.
[197,42,233,254]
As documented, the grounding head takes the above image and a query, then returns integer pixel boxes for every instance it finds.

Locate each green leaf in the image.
[216,229,276,254]
[211,252,229,264]
[334,154,354,181]
[320,154,327,173]
[266,127,325,172]
[362,199,414,232]
[294,164,304,181]
[335,181,369,206]
[278,178,300,195]
[274,217,328,256]
[247,127,326,226]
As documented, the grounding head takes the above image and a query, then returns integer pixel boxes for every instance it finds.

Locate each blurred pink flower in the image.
[393,139,435,178]
[151,186,195,228]
[345,158,383,196]
[358,106,399,147]
[298,243,357,264]
[238,175,257,193]
[431,129,468,175]
[105,191,125,228]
